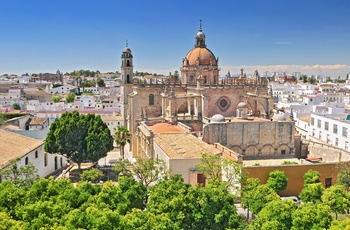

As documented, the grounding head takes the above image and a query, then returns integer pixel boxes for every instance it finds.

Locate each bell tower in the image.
[121,41,134,84]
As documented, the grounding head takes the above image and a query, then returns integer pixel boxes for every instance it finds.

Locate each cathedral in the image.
[120,23,285,159]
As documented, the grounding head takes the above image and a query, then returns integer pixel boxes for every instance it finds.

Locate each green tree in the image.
[249,199,296,230]
[196,152,222,182]
[1,158,39,187]
[133,158,169,188]
[241,178,261,219]
[266,170,288,192]
[44,111,113,171]
[97,77,105,87]
[247,184,280,215]
[299,182,324,203]
[330,218,350,230]
[302,75,308,83]
[303,169,321,185]
[291,203,332,230]
[337,164,350,190]
[80,168,104,183]
[321,185,350,220]
[52,95,62,103]
[65,92,75,103]
[114,126,131,159]
[0,212,23,229]
[12,103,21,110]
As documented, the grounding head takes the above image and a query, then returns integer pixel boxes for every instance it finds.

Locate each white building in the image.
[0,130,67,181]
[309,113,350,152]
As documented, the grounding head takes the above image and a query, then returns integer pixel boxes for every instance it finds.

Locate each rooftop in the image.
[0,130,44,168]
[154,133,221,159]
[149,123,186,134]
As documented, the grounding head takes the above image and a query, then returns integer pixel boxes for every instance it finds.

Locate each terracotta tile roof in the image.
[29,117,48,125]
[154,133,221,159]
[0,130,43,168]
[149,123,186,134]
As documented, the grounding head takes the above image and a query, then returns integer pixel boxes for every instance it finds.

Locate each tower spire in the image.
[126,39,128,47]
[199,19,202,32]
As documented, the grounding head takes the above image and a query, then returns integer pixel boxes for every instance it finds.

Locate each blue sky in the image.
[1,0,350,77]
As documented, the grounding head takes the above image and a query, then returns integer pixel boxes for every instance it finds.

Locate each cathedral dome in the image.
[210,114,225,123]
[185,47,217,66]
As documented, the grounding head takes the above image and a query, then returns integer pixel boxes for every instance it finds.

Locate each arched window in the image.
[54,156,58,170]
[25,157,29,165]
[149,94,154,105]
[44,153,48,167]
[35,151,38,158]
[127,60,130,66]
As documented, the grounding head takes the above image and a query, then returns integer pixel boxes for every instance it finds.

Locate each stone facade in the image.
[203,119,296,156]
[120,24,274,157]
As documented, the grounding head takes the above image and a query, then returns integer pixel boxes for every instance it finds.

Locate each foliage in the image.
[0,113,27,120]
[337,163,350,190]
[241,177,261,216]
[146,175,246,229]
[65,92,75,103]
[291,203,332,230]
[97,77,105,87]
[249,199,296,230]
[330,218,350,230]
[44,111,113,171]
[12,103,21,110]
[52,95,62,103]
[282,160,298,165]
[112,159,133,177]
[245,184,280,215]
[196,152,222,182]
[0,114,6,126]
[80,168,104,183]
[299,182,324,203]
[133,158,169,188]
[303,169,321,185]
[1,159,39,187]
[321,185,350,220]
[81,91,93,95]
[196,153,244,191]
[266,170,288,192]
[0,212,23,229]
[114,126,131,159]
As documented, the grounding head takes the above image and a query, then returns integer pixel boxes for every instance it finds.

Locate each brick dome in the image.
[185,47,217,66]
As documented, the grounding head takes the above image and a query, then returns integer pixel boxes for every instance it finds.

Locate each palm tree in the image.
[114,126,131,159]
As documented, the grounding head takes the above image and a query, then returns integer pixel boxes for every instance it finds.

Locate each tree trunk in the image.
[121,146,124,159]
[78,162,82,174]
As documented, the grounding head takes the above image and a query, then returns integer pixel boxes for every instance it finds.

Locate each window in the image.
[35,151,38,158]
[54,156,58,170]
[44,153,48,167]
[197,173,206,187]
[149,94,154,106]
[325,122,329,131]
[342,127,348,138]
[281,150,286,155]
[345,141,349,151]
[317,120,321,128]
[311,118,315,126]
[25,157,29,165]
[333,124,338,134]
[325,178,332,188]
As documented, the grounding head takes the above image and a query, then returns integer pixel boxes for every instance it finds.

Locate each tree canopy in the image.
[266,170,288,192]
[44,111,113,170]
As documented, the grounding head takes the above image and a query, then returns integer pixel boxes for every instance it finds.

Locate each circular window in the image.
[217,96,231,111]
